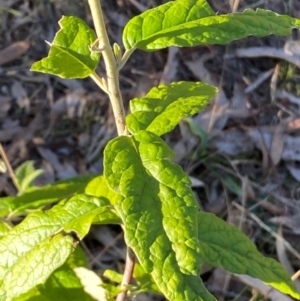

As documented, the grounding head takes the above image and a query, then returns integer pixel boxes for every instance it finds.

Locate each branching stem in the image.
[88,0,127,136]
[88,1,135,300]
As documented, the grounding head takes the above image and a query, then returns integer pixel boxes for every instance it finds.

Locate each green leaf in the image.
[12,248,93,301]
[221,176,242,196]
[84,175,122,224]
[6,175,94,217]
[84,175,118,205]
[124,1,300,51]
[133,263,161,295]
[0,194,106,300]
[0,196,14,217]
[197,211,300,299]
[123,0,215,50]
[104,131,216,301]
[37,264,94,301]
[103,270,123,284]
[31,16,100,78]
[0,233,74,301]
[0,221,10,239]
[15,161,44,193]
[126,81,217,136]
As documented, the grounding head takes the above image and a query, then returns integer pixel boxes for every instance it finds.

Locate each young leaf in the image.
[6,175,94,217]
[31,16,100,78]
[197,211,300,299]
[123,0,215,50]
[104,131,216,301]
[124,2,300,51]
[12,247,93,301]
[0,194,107,300]
[126,81,217,136]
[15,160,44,192]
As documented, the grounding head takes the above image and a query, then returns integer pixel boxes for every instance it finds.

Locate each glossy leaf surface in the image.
[124,2,300,51]
[31,16,100,78]
[127,81,217,136]
[123,0,215,50]
[104,131,216,301]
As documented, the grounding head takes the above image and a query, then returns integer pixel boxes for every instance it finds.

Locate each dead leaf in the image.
[11,80,30,112]
[0,41,30,65]
[160,47,179,84]
[270,122,286,165]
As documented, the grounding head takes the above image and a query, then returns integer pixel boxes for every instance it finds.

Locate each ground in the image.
[0,0,300,300]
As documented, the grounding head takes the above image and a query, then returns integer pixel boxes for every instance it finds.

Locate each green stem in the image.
[88,0,127,136]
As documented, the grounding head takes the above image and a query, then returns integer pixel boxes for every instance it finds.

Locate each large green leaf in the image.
[31,16,100,78]
[197,211,300,299]
[126,81,217,136]
[104,131,216,301]
[123,1,300,51]
[123,0,215,50]
[4,175,94,217]
[0,194,106,301]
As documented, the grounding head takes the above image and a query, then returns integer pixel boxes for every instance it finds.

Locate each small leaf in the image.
[0,194,106,300]
[103,270,123,284]
[124,2,300,51]
[104,131,216,301]
[15,160,44,192]
[197,211,300,299]
[6,175,94,217]
[123,0,215,50]
[31,16,100,78]
[126,81,217,136]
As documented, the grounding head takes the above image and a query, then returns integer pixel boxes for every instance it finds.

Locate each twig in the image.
[0,143,20,192]
[116,247,135,301]
[88,0,127,135]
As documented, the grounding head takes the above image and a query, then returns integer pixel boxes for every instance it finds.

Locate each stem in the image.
[88,0,127,136]
[116,247,136,301]
[88,1,135,300]
[0,143,20,192]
